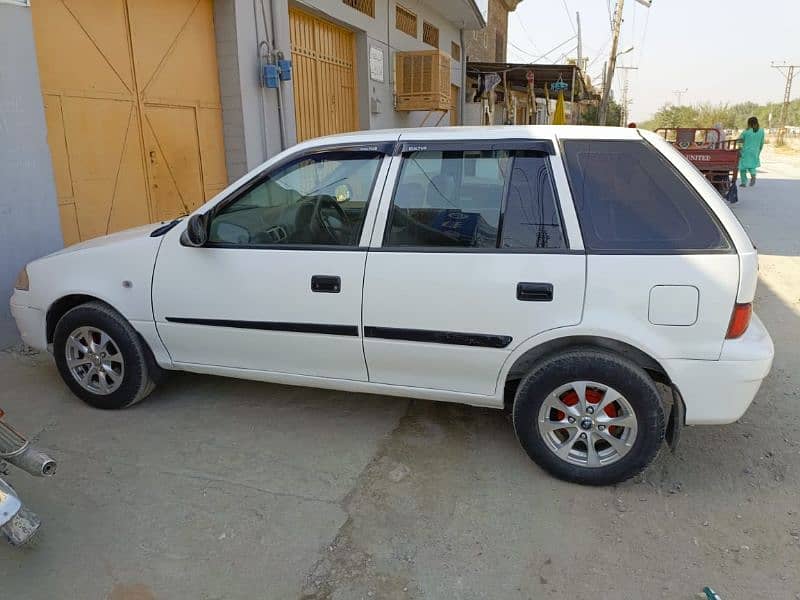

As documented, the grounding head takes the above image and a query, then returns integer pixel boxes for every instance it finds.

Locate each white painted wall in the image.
[0,4,62,326]
[216,0,472,180]
[288,0,467,130]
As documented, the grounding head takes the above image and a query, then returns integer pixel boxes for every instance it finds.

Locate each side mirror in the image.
[181,213,209,247]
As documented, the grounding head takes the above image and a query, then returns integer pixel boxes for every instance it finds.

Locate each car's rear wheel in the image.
[513,349,665,485]
[53,302,158,409]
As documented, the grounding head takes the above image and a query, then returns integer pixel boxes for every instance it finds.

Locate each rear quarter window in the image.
[561,140,731,253]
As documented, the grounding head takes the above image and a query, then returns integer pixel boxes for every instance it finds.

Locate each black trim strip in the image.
[368,247,584,255]
[399,139,555,155]
[364,326,512,349]
[150,219,182,237]
[202,243,368,251]
[165,317,358,337]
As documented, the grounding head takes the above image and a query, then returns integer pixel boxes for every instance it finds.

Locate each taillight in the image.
[726,303,752,339]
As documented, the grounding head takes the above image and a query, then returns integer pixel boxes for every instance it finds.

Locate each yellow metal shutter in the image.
[31,0,227,243]
[289,7,358,142]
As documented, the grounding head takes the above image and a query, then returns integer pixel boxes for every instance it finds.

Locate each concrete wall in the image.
[0,4,62,320]
[295,0,464,130]
[214,0,296,182]
[219,0,468,176]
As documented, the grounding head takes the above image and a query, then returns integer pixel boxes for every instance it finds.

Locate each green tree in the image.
[641,104,700,129]
[582,100,623,126]
[641,98,800,131]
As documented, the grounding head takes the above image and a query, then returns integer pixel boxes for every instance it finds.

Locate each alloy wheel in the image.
[65,326,125,395]
[537,380,638,468]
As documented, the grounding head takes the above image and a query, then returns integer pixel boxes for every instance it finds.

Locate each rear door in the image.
[361,139,586,396]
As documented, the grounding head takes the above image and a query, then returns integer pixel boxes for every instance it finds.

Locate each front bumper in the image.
[9,290,47,350]
[664,314,774,425]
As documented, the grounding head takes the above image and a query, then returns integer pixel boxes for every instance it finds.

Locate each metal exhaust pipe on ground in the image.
[0,421,57,477]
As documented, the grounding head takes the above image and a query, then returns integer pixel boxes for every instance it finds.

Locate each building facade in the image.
[464,0,521,63]
[0,0,483,331]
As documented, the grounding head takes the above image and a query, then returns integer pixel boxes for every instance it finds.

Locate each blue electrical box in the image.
[277,58,292,82]
[262,63,279,88]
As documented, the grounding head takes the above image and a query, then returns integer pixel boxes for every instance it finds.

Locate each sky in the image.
[506,0,799,122]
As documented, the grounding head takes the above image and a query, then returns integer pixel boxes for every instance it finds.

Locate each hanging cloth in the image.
[552,90,567,124]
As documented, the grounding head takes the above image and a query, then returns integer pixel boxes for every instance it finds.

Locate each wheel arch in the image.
[47,294,168,380]
[46,294,109,344]
[501,334,672,409]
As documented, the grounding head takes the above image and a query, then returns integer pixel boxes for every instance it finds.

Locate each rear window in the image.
[562,140,731,253]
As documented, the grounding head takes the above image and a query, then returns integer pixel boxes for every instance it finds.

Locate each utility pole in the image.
[598,0,624,125]
[618,66,638,125]
[771,61,799,145]
[576,12,585,72]
[672,88,688,105]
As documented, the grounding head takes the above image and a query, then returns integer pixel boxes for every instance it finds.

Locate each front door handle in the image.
[311,275,341,293]
[517,282,553,302]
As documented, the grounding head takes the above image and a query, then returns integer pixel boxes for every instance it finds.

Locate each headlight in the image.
[14,267,29,291]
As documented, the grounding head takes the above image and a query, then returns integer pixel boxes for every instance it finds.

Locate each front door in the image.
[152,146,391,380]
[362,140,586,395]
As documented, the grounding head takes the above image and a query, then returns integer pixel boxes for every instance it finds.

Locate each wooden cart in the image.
[655,128,741,203]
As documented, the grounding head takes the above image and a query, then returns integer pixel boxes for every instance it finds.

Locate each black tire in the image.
[53,302,159,409]
[512,348,665,486]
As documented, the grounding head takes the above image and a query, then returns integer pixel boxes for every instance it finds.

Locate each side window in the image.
[501,153,565,249]
[208,151,383,247]
[386,150,507,248]
[562,140,730,252]
[385,148,566,249]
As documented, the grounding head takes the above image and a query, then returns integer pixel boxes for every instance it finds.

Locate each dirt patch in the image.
[300,400,489,599]
[108,583,156,600]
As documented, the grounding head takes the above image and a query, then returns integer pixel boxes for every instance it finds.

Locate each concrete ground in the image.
[1,149,799,600]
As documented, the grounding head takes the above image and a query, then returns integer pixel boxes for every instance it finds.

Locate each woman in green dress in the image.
[738,116,765,187]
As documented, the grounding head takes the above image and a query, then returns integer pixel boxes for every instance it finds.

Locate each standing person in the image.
[738,116,765,187]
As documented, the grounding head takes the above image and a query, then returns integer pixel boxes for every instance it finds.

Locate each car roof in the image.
[296,125,643,150]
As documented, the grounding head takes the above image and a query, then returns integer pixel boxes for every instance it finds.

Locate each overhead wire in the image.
[509,41,539,60]
[554,46,578,64]
[514,12,540,54]
[637,1,652,63]
[587,35,612,70]
[532,35,577,63]
[561,0,576,33]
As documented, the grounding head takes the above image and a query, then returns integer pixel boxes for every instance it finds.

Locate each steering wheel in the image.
[310,195,350,244]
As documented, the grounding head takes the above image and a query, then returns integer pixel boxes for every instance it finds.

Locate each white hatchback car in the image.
[10,126,774,485]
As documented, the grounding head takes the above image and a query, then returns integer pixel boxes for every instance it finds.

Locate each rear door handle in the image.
[311,275,341,293]
[517,282,553,302]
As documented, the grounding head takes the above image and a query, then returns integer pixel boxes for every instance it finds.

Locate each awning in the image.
[466,62,599,101]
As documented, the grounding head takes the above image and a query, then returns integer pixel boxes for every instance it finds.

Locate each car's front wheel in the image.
[513,349,665,485]
[53,302,159,409]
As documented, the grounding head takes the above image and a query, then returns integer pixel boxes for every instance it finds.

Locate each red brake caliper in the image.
[588,388,620,435]
[553,390,579,421]
[554,388,619,434]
